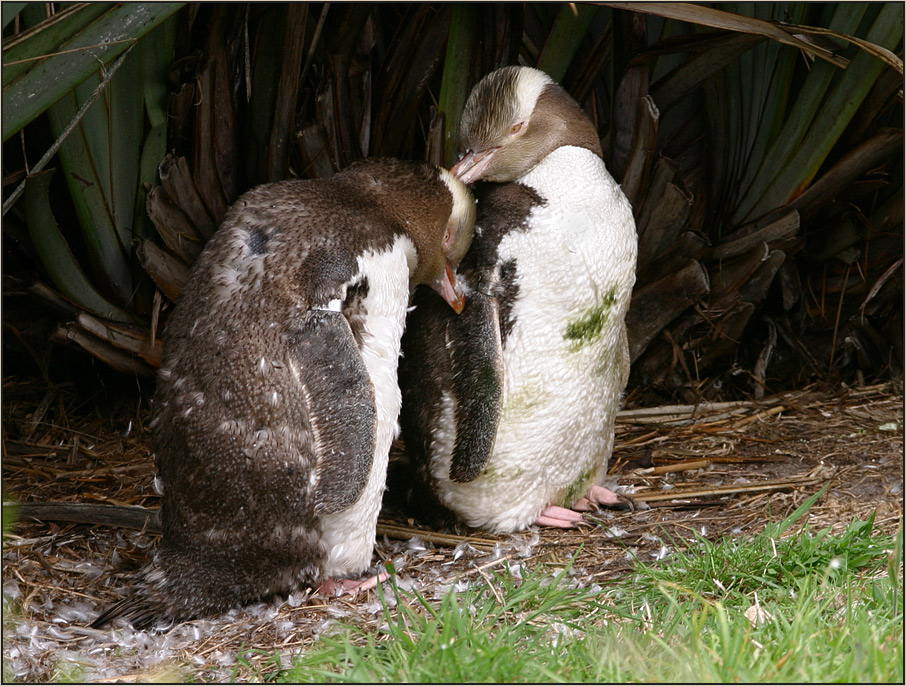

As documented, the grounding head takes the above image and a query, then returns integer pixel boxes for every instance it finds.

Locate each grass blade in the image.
[763,482,830,538]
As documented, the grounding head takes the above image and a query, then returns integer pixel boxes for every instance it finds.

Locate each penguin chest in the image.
[435,148,637,530]
[318,238,414,577]
[498,152,635,484]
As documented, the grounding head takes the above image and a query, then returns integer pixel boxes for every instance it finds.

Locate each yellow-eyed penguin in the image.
[398,66,637,532]
[93,159,475,627]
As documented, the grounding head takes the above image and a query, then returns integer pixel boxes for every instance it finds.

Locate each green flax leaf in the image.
[25,170,132,322]
[537,3,598,82]
[438,4,477,167]
[2,2,183,141]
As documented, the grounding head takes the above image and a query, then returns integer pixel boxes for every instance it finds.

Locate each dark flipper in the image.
[289,309,377,515]
[447,289,503,482]
[398,285,503,485]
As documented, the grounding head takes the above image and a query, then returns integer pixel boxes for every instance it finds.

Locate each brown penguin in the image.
[93,159,475,628]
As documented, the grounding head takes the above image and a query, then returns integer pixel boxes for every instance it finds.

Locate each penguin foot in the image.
[533,505,593,529]
[317,570,390,598]
[534,486,634,529]
[573,485,628,511]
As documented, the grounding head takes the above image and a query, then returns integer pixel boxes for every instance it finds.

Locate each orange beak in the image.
[431,261,466,314]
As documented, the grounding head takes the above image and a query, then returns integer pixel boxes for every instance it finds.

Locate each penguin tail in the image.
[91,592,161,630]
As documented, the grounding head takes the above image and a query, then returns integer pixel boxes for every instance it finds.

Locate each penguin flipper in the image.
[447,289,504,483]
[291,310,377,515]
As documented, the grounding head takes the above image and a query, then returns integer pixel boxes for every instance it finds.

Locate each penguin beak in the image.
[431,261,466,314]
[450,148,497,185]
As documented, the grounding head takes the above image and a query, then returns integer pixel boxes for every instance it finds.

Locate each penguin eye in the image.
[510,122,523,135]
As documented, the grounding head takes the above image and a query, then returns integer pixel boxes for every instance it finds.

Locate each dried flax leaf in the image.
[628,259,709,362]
[323,4,372,166]
[245,5,292,182]
[373,5,451,156]
[266,4,307,180]
[295,122,336,178]
[146,186,203,264]
[601,2,847,67]
[711,211,799,260]
[783,20,904,74]
[74,314,161,367]
[51,325,154,377]
[136,240,190,304]
[194,8,237,226]
[620,95,659,205]
[636,155,678,236]
[636,181,692,266]
[159,155,216,239]
[790,129,904,219]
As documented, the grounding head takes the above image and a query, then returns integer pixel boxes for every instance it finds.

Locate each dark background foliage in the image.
[3,3,903,405]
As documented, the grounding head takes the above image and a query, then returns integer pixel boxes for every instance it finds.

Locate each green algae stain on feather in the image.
[481,463,524,484]
[559,464,595,508]
[503,381,551,421]
[564,286,618,351]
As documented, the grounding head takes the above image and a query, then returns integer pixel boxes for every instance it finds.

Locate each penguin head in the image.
[340,159,476,313]
[451,66,602,184]
[409,167,475,314]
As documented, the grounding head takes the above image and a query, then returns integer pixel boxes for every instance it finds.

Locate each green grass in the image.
[275,501,903,683]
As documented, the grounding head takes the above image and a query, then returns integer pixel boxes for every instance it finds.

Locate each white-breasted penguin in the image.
[93,159,475,628]
[398,66,637,533]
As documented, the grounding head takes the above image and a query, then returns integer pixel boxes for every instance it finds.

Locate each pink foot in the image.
[573,484,623,511]
[535,486,631,528]
[534,505,589,528]
[317,570,390,598]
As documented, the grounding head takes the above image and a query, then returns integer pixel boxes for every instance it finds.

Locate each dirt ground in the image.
[2,377,902,682]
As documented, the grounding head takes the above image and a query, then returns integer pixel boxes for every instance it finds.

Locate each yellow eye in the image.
[510,122,523,135]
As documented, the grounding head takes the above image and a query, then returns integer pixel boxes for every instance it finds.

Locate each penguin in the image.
[92,159,475,628]
[397,66,637,533]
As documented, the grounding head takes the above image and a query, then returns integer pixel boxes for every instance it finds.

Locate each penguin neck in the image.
[528,86,602,161]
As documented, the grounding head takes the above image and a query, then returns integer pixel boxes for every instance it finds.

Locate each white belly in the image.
[432,147,637,532]
[319,239,413,576]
